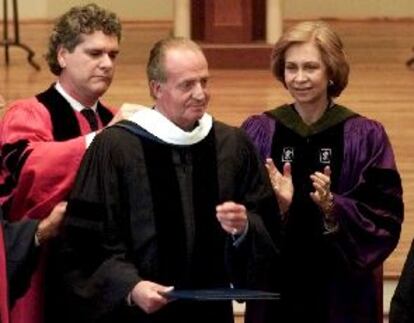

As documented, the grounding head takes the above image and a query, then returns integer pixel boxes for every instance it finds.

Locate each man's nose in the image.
[100,53,114,69]
[192,82,206,100]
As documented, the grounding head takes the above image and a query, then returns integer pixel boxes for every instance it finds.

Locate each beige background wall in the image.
[1,0,173,21]
[1,0,414,21]
[283,0,414,19]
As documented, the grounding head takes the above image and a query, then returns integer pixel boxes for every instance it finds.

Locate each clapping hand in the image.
[310,166,334,215]
[265,158,293,214]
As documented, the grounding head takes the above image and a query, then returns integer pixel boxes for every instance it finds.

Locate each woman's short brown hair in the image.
[271,21,349,98]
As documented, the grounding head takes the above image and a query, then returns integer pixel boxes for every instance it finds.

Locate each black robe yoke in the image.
[57,120,281,323]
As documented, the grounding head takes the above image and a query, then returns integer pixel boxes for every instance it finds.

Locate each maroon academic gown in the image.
[0,85,114,323]
[241,104,403,323]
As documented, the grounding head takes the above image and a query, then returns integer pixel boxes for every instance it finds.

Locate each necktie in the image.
[81,108,98,131]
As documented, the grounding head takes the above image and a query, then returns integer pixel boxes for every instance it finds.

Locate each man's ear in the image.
[57,46,68,68]
[149,80,162,99]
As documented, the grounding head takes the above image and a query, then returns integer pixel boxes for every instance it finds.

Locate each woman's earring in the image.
[328,80,334,87]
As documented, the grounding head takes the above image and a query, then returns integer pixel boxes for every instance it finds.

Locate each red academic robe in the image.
[0,86,114,323]
[0,225,9,323]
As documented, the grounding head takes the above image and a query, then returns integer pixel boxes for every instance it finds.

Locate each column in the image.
[173,0,190,38]
[266,0,283,44]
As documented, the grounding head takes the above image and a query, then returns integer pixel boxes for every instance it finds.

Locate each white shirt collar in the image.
[55,82,98,112]
[127,105,213,145]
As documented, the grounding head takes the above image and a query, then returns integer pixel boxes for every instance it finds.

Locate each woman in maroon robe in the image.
[242,21,403,323]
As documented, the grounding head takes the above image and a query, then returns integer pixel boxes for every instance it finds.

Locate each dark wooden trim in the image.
[191,0,266,43]
[201,42,272,69]
[191,0,205,40]
[252,0,266,40]
[204,0,253,43]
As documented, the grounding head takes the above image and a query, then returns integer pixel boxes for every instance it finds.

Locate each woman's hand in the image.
[310,166,334,215]
[265,158,293,215]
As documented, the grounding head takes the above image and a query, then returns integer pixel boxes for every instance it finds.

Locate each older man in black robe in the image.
[55,37,282,323]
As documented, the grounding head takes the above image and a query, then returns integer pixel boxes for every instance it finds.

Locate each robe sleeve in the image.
[0,99,88,221]
[328,118,403,271]
[225,128,282,291]
[2,216,39,305]
[389,239,414,323]
[240,114,275,161]
[58,130,140,321]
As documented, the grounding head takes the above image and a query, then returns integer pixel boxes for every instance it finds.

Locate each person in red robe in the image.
[0,4,128,323]
[0,202,66,323]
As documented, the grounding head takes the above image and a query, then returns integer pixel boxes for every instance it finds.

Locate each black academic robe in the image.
[0,208,39,306]
[0,209,37,323]
[389,239,414,323]
[53,120,281,323]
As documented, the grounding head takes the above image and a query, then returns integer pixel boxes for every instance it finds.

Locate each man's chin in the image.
[180,112,206,130]
[91,84,110,97]
[193,111,205,121]
[190,106,206,115]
